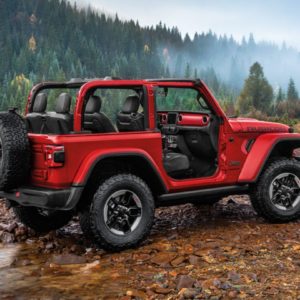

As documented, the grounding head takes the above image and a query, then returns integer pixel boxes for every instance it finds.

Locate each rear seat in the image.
[45,93,73,134]
[26,93,47,133]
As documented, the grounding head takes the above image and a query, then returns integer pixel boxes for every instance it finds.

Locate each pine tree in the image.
[237,62,273,114]
[184,63,191,79]
[287,78,299,102]
[276,87,285,103]
[194,68,198,79]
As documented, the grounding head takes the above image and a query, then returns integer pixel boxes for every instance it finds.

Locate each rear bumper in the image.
[0,186,84,210]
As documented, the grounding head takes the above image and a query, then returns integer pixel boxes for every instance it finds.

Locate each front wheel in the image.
[250,158,300,222]
[89,174,155,251]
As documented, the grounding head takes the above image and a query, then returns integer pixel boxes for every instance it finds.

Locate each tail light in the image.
[44,145,65,167]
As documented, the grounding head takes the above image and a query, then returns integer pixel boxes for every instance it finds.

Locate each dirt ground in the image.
[1,196,300,299]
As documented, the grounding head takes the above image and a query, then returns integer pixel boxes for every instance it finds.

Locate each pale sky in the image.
[69,0,300,50]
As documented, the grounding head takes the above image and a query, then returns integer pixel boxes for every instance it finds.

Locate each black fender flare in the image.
[75,152,168,194]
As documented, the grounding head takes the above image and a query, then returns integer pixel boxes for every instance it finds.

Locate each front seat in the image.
[84,95,116,133]
[46,93,73,134]
[163,151,190,177]
[117,95,144,131]
[26,93,47,133]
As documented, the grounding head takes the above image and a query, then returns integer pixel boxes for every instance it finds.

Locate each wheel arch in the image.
[239,136,300,183]
[75,152,168,211]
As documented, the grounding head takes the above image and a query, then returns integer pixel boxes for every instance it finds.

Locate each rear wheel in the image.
[89,174,155,251]
[13,206,73,232]
[250,158,300,222]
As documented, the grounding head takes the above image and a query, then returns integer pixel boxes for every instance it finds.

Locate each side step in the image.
[157,185,249,206]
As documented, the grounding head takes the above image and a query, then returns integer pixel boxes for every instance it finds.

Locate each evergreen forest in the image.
[1,0,300,122]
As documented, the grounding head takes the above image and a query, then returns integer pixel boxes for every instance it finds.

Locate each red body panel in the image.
[229,118,290,133]
[29,128,234,192]
[29,131,168,189]
[238,133,300,182]
[26,79,300,195]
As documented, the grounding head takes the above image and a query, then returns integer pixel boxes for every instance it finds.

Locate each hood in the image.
[229,117,290,133]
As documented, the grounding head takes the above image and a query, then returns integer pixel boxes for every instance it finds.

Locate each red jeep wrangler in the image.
[0,78,299,251]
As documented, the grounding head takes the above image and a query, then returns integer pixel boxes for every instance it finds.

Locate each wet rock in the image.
[153,287,173,295]
[120,296,131,300]
[177,275,195,290]
[171,255,186,267]
[14,226,27,237]
[13,259,32,267]
[126,289,147,299]
[0,231,15,243]
[151,252,177,266]
[227,199,237,205]
[220,282,231,290]
[150,242,173,252]
[189,255,200,265]
[248,273,258,282]
[51,254,86,265]
[45,242,55,250]
[212,279,221,288]
[70,244,85,254]
[227,271,241,284]
[264,287,279,295]
[178,288,200,299]
[0,221,17,232]
[80,260,101,272]
[227,290,239,298]
[153,272,166,283]
[182,244,194,254]
[132,253,151,262]
[167,233,178,240]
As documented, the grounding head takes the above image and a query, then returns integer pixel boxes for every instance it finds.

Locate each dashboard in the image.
[159,112,210,127]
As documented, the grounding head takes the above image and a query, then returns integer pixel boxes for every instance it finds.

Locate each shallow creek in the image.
[1,197,300,299]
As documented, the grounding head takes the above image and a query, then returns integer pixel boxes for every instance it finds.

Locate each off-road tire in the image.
[0,111,30,190]
[79,208,93,239]
[250,158,300,222]
[13,206,73,232]
[90,174,155,251]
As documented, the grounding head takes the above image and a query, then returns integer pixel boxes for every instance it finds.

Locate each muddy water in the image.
[1,197,300,299]
[0,243,134,299]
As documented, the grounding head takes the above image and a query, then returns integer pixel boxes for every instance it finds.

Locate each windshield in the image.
[155,87,211,113]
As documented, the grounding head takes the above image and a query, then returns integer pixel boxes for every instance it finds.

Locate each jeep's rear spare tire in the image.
[0,111,30,190]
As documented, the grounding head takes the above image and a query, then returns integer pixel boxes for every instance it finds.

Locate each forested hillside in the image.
[0,0,300,112]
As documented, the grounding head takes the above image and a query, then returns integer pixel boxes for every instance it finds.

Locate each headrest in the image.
[55,93,71,113]
[33,93,47,113]
[86,96,102,113]
[122,95,140,114]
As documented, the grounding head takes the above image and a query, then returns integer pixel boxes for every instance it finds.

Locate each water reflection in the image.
[0,243,130,299]
[0,244,20,268]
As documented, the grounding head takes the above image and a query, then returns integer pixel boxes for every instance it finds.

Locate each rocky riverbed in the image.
[1,197,300,299]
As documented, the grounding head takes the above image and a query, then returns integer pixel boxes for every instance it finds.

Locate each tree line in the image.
[235,62,300,122]
[0,0,299,120]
